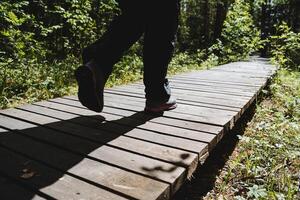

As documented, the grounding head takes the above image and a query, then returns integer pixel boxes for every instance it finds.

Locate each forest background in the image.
[0,0,299,108]
[0,0,300,199]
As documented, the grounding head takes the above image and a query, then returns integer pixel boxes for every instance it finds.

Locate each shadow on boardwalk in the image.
[0,110,189,199]
[173,104,257,200]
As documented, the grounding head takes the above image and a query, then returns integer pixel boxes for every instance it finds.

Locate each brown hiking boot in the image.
[144,97,177,113]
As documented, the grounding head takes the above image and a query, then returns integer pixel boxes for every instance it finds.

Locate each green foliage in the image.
[270,22,300,70]
[0,0,119,109]
[106,53,143,87]
[169,51,204,74]
[210,0,261,63]
[0,1,42,61]
[0,57,78,108]
[204,69,300,199]
[1,0,297,110]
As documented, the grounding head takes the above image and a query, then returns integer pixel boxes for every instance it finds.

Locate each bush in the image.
[209,0,261,63]
[0,0,119,109]
[270,22,300,70]
[0,57,78,108]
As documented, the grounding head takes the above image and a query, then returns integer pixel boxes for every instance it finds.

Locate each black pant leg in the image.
[82,2,144,77]
[143,0,180,102]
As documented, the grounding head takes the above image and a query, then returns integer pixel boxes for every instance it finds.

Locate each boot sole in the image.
[75,66,103,112]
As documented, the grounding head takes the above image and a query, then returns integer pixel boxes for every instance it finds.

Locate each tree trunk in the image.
[260,0,268,57]
[203,0,210,56]
[294,0,300,32]
[213,0,223,41]
[213,0,229,41]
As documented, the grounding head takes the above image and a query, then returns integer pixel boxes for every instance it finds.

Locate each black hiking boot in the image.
[74,65,105,112]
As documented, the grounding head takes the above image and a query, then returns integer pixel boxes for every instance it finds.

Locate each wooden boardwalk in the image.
[0,58,276,200]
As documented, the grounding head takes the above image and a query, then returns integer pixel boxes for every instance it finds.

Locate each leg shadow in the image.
[0,109,166,200]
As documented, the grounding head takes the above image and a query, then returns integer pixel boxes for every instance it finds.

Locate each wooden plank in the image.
[104,82,259,117]
[0,109,196,190]
[104,87,254,118]
[33,101,217,145]
[0,171,46,200]
[0,126,171,199]
[170,77,263,87]
[169,81,259,93]
[132,82,257,96]
[35,99,219,153]
[213,62,275,73]
[57,97,225,146]
[173,71,270,81]
[4,105,209,156]
[109,84,251,101]
[106,87,252,111]
[62,96,224,135]
[173,66,273,77]
[211,68,273,76]
[0,60,276,200]
[210,66,274,75]
[103,94,238,127]
[105,89,246,109]
[0,107,200,176]
[110,83,254,115]
[126,79,262,91]
[99,91,240,128]
[0,147,137,200]
[106,86,245,110]
[103,91,241,112]
[172,72,268,84]
[169,79,261,90]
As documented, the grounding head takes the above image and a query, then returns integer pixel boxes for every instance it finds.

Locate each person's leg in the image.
[76,1,145,112]
[83,1,145,77]
[143,0,180,111]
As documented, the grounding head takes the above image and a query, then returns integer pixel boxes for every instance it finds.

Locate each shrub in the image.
[209,0,261,63]
[270,22,300,70]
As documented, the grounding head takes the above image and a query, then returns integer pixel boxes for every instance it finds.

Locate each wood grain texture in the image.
[0,60,276,200]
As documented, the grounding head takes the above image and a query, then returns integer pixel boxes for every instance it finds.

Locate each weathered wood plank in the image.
[0,107,200,176]
[105,88,250,109]
[63,96,224,134]
[0,60,276,200]
[0,149,131,200]
[103,91,241,112]
[132,82,257,96]
[172,71,269,84]
[33,101,216,145]
[0,108,198,191]
[0,168,46,200]
[0,126,171,200]
[104,95,238,128]
[170,79,261,90]
[97,91,239,128]
[170,77,263,87]
[104,89,245,109]
[109,84,251,101]
[104,89,253,121]
[2,105,208,155]
[55,97,225,147]
[105,86,253,114]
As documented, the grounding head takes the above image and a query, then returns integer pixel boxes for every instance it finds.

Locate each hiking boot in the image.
[144,96,177,113]
[74,64,105,112]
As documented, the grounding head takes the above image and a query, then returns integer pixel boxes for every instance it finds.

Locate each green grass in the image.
[0,57,78,109]
[0,52,213,109]
[203,68,300,199]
